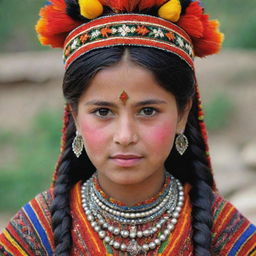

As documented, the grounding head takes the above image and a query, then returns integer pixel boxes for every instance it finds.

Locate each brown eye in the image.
[140,107,157,116]
[93,108,113,117]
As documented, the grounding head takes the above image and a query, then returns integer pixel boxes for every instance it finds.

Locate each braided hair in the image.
[51,118,74,255]
[187,101,214,256]
[51,1,215,255]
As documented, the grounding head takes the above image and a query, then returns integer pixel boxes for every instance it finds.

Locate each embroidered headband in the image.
[36,0,224,70]
[63,14,194,70]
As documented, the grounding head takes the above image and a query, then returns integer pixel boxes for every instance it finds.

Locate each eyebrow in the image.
[85,99,167,107]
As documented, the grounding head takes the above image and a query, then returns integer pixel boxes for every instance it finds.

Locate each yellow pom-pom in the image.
[78,0,103,19]
[158,0,182,22]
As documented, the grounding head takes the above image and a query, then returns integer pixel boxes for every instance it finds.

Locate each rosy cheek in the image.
[144,121,176,147]
[79,121,108,151]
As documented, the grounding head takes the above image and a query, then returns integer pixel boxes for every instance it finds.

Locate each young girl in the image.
[0,0,255,255]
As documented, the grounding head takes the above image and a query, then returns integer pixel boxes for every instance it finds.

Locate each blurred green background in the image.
[0,111,62,211]
[0,0,256,216]
[0,0,45,52]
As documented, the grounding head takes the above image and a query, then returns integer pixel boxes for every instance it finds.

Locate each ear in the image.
[69,104,80,132]
[176,99,192,133]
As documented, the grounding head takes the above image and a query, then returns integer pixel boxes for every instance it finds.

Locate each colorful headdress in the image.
[36,0,224,188]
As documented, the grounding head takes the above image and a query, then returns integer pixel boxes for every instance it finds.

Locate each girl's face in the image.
[74,59,191,186]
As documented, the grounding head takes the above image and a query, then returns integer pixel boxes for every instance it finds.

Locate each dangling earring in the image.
[72,131,84,158]
[175,133,188,155]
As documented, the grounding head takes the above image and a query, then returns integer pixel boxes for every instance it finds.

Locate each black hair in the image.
[51,1,214,255]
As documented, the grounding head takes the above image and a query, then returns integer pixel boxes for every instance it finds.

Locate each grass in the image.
[0,110,62,212]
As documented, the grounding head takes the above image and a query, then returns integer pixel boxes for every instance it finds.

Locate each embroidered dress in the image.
[1,181,255,256]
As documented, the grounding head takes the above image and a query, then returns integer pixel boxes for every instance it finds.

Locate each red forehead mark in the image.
[119,90,129,104]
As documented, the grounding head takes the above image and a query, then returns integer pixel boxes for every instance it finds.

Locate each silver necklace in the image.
[88,176,178,225]
[91,172,172,213]
[81,174,184,256]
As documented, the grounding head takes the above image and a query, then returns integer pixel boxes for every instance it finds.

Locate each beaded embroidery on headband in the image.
[36,0,224,69]
[63,14,194,70]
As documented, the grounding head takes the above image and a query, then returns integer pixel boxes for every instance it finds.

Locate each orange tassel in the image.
[177,15,203,38]
[36,0,82,48]
[177,1,224,57]
[194,19,224,57]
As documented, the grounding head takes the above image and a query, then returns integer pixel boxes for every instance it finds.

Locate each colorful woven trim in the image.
[63,14,194,70]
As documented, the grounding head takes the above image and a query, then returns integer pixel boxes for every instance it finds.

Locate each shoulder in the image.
[0,190,55,256]
[211,192,256,256]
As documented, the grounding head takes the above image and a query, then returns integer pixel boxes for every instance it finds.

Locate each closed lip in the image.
[110,154,143,159]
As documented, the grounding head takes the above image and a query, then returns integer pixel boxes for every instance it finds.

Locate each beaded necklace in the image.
[93,172,171,207]
[81,172,184,255]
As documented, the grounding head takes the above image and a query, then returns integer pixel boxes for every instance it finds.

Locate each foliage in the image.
[0,0,45,52]
[204,93,234,132]
[0,110,62,212]
[203,0,256,49]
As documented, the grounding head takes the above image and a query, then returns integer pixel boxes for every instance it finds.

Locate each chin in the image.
[108,170,148,186]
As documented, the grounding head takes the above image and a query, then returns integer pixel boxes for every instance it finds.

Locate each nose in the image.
[113,115,139,146]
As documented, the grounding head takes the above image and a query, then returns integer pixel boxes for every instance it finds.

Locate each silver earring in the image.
[72,131,84,158]
[175,133,188,155]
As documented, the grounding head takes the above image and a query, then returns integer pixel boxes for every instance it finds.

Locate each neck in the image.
[96,169,165,206]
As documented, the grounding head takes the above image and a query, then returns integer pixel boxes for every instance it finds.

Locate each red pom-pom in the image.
[177,14,203,39]
[177,1,224,57]
[99,0,138,11]
[99,0,167,11]
[194,19,224,57]
[36,0,82,48]
[138,0,166,10]
[185,1,203,16]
